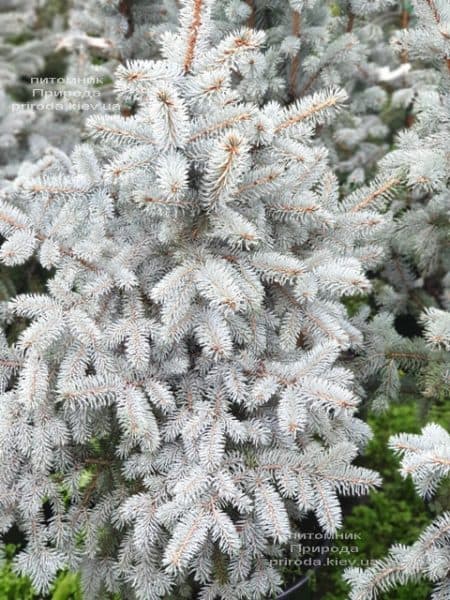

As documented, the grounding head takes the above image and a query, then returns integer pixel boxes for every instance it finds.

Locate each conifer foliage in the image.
[345,424,450,600]
[0,2,387,598]
[0,0,449,598]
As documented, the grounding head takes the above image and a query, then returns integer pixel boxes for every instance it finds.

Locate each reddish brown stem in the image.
[401,8,409,28]
[426,0,440,23]
[184,0,205,73]
[423,1,449,70]
[245,0,256,27]
[118,0,134,39]
[289,11,302,99]
[346,11,355,32]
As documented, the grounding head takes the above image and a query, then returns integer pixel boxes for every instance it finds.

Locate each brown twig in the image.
[346,11,355,33]
[426,0,441,24]
[426,0,450,42]
[426,0,450,71]
[245,0,256,28]
[274,95,342,133]
[289,11,302,99]
[184,0,205,73]
[350,177,400,213]
[400,0,410,64]
[118,0,134,39]
[299,39,356,96]
[400,6,409,28]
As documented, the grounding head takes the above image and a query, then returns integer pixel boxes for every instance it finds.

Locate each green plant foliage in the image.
[302,400,449,600]
[51,573,82,600]
[0,545,82,600]
[0,545,36,600]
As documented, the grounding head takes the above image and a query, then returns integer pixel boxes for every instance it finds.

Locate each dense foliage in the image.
[0,0,448,599]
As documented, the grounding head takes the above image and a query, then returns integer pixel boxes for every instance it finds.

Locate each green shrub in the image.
[286,400,448,600]
[0,545,81,600]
